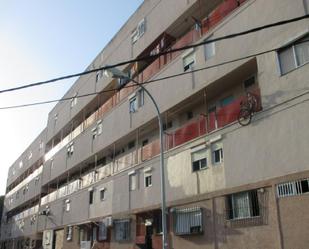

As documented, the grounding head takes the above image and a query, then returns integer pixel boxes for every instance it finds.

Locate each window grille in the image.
[226,190,260,220]
[114,219,130,241]
[174,207,203,235]
[277,178,309,197]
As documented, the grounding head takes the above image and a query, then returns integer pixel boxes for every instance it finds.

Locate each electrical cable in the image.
[1,38,309,110]
[0,37,309,110]
[0,14,308,95]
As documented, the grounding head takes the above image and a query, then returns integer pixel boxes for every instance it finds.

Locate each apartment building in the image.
[1,0,309,248]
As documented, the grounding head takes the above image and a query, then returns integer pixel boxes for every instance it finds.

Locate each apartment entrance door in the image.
[52,229,64,249]
[145,219,153,249]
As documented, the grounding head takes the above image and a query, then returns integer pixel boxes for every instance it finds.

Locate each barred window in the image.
[114,219,130,241]
[174,207,203,235]
[226,190,260,220]
[277,178,309,197]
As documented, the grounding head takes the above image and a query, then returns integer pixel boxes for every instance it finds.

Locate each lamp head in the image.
[103,66,129,79]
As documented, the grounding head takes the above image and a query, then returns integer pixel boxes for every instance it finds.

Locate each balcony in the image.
[44,0,249,164]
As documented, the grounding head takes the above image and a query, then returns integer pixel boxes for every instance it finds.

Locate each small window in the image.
[163,121,173,131]
[66,226,73,241]
[174,207,203,235]
[142,139,149,146]
[145,171,152,188]
[183,51,195,71]
[129,96,137,113]
[128,140,135,150]
[278,33,309,75]
[70,93,78,108]
[114,219,130,241]
[244,75,256,89]
[19,161,23,169]
[100,189,106,201]
[226,190,260,220]
[28,151,33,160]
[191,148,208,172]
[220,95,234,107]
[34,176,40,186]
[65,200,71,212]
[137,89,145,107]
[187,111,194,120]
[96,70,102,83]
[211,142,223,164]
[129,173,137,191]
[204,39,215,60]
[92,128,97,140]
[67,142,74,158]
[97,121,103,135]
[89,190,94,205]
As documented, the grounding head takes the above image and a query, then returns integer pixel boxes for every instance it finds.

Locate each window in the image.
[70,93,78,108]
[129,172,137,191]
[211,142,223,164]
[92,128,97,140]
[96,70,103,83]
[65,200,71,212]
[220,95,234,107]
[100,188,106,201]
[129,96,137,113]
[277,178,309,197]
[131,18,146,44]
[183,51,195,71]
[128,140,135,150]
[19,161,23,169]
[34,176,40,186]
[187,111,194,120]
[204,39,215,60]
[244,75,256,89]
[174,207,203,235]
[142,139,149,146]
[39,140,44,151]
[28,151,32,160]
[98,222,107,241]
[278,33,309,75]
[226,190,260,220]
[144,170,152,188]
[191,148,207,172]
[163,121,173,131]
[137,89,144,107]
[66,226,73,241]
[54,114,58,126]
[114,219,130,241]
[67,142,74,158]
[97,120,103,135]
[89,190,94,205]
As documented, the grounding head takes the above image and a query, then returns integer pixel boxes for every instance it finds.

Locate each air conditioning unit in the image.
[80,241,91,249]
[104,216,113,227]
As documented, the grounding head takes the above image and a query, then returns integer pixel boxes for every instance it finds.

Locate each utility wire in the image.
[1,38,309,110]
[0,14,308,95]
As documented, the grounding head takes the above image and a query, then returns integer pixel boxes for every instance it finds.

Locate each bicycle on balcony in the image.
[237,92,258,126]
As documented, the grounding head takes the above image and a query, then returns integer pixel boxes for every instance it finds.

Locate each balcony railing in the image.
[44,0,248,165]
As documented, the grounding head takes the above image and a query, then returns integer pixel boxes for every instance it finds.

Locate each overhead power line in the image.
[0,14,308,95]
[1,38,309,110]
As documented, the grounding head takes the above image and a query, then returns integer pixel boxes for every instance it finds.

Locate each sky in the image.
[0,0,144,195]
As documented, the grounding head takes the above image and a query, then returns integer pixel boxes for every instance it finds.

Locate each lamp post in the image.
[104,67,168,249]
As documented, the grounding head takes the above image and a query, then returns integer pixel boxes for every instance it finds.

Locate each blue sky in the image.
[0,0,143,195]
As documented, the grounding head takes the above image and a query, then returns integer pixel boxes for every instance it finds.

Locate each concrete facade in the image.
[1,0,309,248]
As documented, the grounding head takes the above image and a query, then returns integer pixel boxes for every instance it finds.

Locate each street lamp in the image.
[104,67,168,249]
